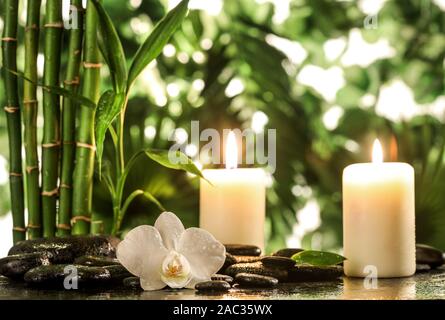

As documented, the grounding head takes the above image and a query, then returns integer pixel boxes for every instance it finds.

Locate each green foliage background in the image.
[1,0,445,252]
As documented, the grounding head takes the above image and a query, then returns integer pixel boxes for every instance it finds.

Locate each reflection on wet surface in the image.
[1,268,444,300]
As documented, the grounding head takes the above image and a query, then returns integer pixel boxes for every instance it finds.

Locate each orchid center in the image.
[160,251,191,288]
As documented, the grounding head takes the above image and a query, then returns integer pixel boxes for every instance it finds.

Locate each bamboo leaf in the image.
[91,0,127,93]
[144,149,205,180]
[1,66,96,108]
[291,250,346,266]
[127,0,189,89]
[43,85,96,109]
[95,90,125,173]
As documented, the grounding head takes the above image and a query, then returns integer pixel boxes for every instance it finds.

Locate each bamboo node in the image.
[57,224,71,231]
[83,62,102,69]
[63,141,75,145]
[44,22,64,28]
[41,188,59,197]
[1,37,17,42]
[13,227,26,233]
[23,99,38,105]
[4,106,19,113]
[64,77,80,85]
[25,24,38,31]
[60,183,72,189]
[10,172,23,177]
[71,216,92,225]
[27,224,41,229]
[26,166,39,174]
[42,142,61,148]
[76,142,96,151]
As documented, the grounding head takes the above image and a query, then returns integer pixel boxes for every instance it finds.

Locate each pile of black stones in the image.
[0,237,443,293]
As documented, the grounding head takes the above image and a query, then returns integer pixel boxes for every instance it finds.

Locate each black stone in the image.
[224,244,261,257]
[23,264,117,287]
[195,280,231,292]
[102,265,133,282]
[234,256,261,264]
[416,264,431,273]
[74,255,121,267]
[272,248,304,258]
[225,262,288,281]
[0,253,51,279]
[287,265,343,282]
[123,276,142,289]
[416,244,444,268]
[8,236,119,263]
[235,273,278,288]
[261,256,295,270]
[211,274,233,283]
[218,253,237,273]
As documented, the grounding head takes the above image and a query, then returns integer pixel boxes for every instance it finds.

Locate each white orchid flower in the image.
[117,211,226,290]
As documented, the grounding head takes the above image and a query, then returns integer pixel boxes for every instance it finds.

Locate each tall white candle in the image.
[200,131,266,251]
[343,140,415,278]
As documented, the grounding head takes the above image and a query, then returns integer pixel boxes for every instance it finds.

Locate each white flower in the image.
[117,211,226,290]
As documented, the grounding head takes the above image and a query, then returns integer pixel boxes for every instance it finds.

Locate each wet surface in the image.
[0,267,444,300]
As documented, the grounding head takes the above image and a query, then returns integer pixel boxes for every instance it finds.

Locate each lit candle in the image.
[200,131,266,251]
[343,139,416,278]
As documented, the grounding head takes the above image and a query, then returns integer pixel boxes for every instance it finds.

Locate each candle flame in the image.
[225,131,238,169]
[372,139,383,163]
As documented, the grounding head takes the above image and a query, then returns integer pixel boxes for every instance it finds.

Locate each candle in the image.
[343,139,415,278]
[200,131,266,251]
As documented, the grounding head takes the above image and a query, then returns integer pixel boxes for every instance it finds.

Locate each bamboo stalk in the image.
[2,0,26,243]
[71,0,101,235]
[41,0,63,238]
[23,0,42,239]
[58,0,84,236]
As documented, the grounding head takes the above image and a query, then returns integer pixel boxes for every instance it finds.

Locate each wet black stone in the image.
[102,265,133,282]
[224,244,261,257]
[8,236,119,263]
[225,262,288,281]
[123,276,142,289]
[287,265,343,282]
[272,248,304,258]
[218,253,237,273]
[261,256,295,270]
[74,255,121,267]
[0,253,51,279]
[234,256,261,264]
[235,273,278,288]
[211,274,233,283]
[416,264,431,273]
[195,280,231,292]
[23,264,117,287]
[416,244,444,268]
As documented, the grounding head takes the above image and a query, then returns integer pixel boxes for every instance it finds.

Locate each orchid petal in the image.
[117,225,168,290]
[178,227,226,288]
[154,211,185,250]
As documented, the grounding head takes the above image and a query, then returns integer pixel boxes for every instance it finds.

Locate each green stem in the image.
[41,0,63,238]
[23,0,42,240]
[2,0,25,243]
[72,0,101,235]
[115,189,144,234]
[58,0,84,236]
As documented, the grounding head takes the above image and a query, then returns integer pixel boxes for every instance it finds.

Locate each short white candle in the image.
[343,139,416,278]
[200,131,266,251]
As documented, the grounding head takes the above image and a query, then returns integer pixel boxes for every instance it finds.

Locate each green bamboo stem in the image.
[2,0,26,243]
[41,0,63,238]
[23,0,42,239]
[58,0,84,236]
[71,0,101,235]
